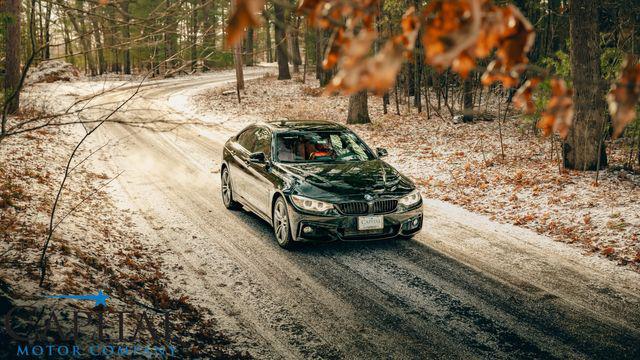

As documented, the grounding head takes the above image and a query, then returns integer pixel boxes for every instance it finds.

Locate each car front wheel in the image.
[221,167,240,210]
[273,197,294,249]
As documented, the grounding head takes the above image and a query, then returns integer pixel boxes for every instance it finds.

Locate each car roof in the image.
[261,119,348,132]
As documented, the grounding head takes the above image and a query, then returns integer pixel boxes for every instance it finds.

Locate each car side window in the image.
[237,127,257,152]
[252,128,272,155]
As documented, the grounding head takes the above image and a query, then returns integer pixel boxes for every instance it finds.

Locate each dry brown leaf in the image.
[607,55,640,139]
[513,77,541,114]
[325,7,419,95]
[225,0,265,47]
[480,59,519,88]
[538,78,574,139]
[422,0,482,72]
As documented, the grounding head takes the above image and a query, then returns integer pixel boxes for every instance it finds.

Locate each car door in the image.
[244,127,275,217]
[228,126,257,201]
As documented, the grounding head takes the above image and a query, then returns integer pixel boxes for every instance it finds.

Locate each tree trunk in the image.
[122,0,132,74]
[231,0,244,90]
[291,16,302,73]
[62,18,74,64]
[200,0,216,69]
[264,8,272,63]
[564,0,607,170]
[273,2,291,80]
[245,28,254,66]
[91,16,106,75]
[317,29,333,86]
[347,91,371,124]
[43,1,52,59]
[70,0,97,75]
[462,76,474,122]
[190,0,198,71]
[102,6,119,73]
[164,0,179,72]
[316,28,322,80]
[3,0,21,116]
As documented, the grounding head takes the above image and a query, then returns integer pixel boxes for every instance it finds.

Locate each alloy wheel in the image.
[273,200,290,246]
[221,170,232,206]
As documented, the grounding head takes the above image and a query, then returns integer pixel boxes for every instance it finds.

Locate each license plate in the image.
[357,215,384,230]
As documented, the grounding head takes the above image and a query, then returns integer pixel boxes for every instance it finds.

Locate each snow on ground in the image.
[193,74,640,271]
[0,73,255,356]
[26,60,81,84]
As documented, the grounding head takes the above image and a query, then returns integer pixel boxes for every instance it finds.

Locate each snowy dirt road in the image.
[72,67,640,359]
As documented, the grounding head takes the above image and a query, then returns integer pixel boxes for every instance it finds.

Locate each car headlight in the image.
[399,190,421,207]
[291,195,334,213]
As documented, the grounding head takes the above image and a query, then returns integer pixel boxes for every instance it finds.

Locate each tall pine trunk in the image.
[200,0,216,69]
[264,8,272,63]
[564,0,607,170]
[245,28,254,66]
[43,1,52,59]
[3,0,21,116]
[91,16,105,74]
[347,91,371,124]
[190,0,198,71]
[317,29,333,86]
[231,0,244,90]
[122,0,132,74]
[273,2,291,80]
[70,0,97,75]
[462,76,474,122]
[290,17,302,73]
[164,0,179,72]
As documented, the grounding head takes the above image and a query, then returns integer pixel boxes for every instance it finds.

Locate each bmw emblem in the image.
[364,194,374,201]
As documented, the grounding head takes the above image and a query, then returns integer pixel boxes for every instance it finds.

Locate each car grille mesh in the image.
[337,202,368,215]
[371,199,398,214]
[337,199,398,215]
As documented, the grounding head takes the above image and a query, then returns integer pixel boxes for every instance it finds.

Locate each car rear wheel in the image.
[273,197,294,249]
[221,167,240,210]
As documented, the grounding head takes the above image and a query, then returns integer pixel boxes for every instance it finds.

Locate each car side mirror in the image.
[376,148,388,157]
[249,152,267,164]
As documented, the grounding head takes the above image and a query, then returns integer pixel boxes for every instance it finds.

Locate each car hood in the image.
[279,160,414,201]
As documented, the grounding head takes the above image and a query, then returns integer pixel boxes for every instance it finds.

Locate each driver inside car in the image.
[309,141,334,160]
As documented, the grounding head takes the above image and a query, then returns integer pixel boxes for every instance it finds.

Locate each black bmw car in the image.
[220,120,423,248]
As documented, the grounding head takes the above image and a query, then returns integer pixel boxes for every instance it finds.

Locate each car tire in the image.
[221,167,241,210]
[272,197,294,249]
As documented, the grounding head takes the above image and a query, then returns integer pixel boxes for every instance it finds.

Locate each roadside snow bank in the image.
[26,60,81,84]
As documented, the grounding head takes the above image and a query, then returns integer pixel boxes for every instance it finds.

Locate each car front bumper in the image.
[286,200,423,242]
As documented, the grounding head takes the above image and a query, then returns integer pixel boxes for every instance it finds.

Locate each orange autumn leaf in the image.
[472,2,507,58]
[478,5,534,88]
[422,0,482,72]
[325,7,419,95]
[513,77,541,114]
[323,27,347,70]
[538,78,574,139]
[226,0,265,47]
[607,55,640,139]
[480,59,519,88]
[494,5,535,72]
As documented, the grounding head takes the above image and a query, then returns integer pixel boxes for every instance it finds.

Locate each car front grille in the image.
[337,199,398,215]
[337,202,368,215]
[371,199,398,214]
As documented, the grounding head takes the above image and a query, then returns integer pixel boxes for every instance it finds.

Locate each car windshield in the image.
[275,131,375,163]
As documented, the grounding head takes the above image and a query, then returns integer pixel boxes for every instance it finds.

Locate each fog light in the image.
[303,226,313,234]
[412,219,419,226]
